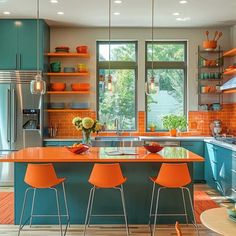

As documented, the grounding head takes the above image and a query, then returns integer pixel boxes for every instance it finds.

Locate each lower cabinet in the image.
[180,141,204,182]
[43,141,75,147]
[205,142,233,201]
[231,152,236,202]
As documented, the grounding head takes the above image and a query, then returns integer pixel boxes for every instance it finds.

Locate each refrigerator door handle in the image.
[12,88,17,142]
[7,89,11,142]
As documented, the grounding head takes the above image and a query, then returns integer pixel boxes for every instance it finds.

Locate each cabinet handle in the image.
[211,160,218,164]
[7,89,11,142]
[12,89,17,142]
[231,169,236,174]
[15,54,18,69]
[19,54,21,69]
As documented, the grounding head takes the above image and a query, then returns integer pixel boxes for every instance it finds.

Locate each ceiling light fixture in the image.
[145,0,159,96]
[57,11,64,15]
[179,0,187,4]
[173,12,180,16]
[3,11,10,15]
[50,0,58,3]
[176,17,190,21]
[30,0,46,95]
[114,0,122,3]
[113,12,120,15]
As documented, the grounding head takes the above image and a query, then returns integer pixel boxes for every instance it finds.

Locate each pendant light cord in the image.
[36,0,40,75]
[151,0,154,78]
[108,0,111,77]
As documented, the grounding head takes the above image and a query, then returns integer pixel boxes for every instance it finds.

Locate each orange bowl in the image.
[66,144,89,154]
[144,145,163,153]
[76,45,88,53]
[71,83,90,91]
[202,40,217,50]
[50,83,66,91]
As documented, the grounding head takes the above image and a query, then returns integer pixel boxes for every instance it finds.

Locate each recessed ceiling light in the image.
[57,11,64,15]
[114,0,122,3]
[176,17,190,21]
[50,0,58,3]
[173,12,180,16]
[113,12,120,15]
[3,11,10,15]
[179,0,187,4]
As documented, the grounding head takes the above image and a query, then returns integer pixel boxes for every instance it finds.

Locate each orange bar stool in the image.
[175,221,183,236]
[18,164,70,236]
[148,163,199,236]
[84,163,129,236]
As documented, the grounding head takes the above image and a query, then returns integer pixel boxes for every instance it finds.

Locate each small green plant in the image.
[149,122,156,128]
[162,114,187,131]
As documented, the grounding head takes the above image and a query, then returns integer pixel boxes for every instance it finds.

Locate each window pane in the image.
[147,69,185,130]
[99,43,136,61]
[147,43,185,62]
[99,69,136,130]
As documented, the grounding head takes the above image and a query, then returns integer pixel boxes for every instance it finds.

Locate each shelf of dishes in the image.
[46,52,90,58]
[46,109,91,113]
[223,68,236,76]
[199,72,221,80]
[46,72,89,76]
[199,103,221,111]
[47,102,89,110]
[200,85,221,93]
[49,82,90,92]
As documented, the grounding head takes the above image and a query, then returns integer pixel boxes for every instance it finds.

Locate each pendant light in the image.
[145,0,158,95]
[30,0,46,95]
[107,0,112,91]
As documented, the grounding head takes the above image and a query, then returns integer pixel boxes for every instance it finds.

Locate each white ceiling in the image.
[0,0,236,27]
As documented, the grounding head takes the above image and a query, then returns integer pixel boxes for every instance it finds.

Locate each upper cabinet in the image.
[0,19,49,70]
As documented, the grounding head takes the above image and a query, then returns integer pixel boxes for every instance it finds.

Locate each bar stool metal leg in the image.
[148,182,156,228]
[87,186,96,227]
[29,188,36,228]
[184,187,199,235]
[181,187,188,225]
[62,182,70,228]
[84,186,95,236]
[51,187,63,236]
[152,187,163,236]
[18,187,32,236]
[120,185,129,236]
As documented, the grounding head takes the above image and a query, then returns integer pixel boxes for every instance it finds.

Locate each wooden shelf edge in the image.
[47,91,90,94]
[46,109,91,112]
[223,48,236,57]
[46,52,90,58]
[223,89,236,94]
[46,72,89,76]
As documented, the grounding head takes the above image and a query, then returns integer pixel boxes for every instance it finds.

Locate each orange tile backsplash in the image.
[47,104,236,138]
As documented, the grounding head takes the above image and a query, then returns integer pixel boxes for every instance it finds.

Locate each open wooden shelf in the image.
[47,91,90,94]
[46,72,89,76]
[223,69,236,76]
[223,48,236,57]
[46,52,90,58]
[46,109,91,113]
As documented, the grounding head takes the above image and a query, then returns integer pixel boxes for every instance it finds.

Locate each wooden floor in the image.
[0,224,220,235]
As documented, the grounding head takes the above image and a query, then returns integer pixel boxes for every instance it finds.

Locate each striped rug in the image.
[0,191,218,224]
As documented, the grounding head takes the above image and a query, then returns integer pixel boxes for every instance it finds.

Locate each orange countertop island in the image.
[1,146,204,163]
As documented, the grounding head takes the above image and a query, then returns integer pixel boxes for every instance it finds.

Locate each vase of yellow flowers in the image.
[72,117,102,146]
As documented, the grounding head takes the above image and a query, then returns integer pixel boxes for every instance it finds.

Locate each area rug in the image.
[194,190,219,223]
[0,191,218,224]
[0,192,14,224]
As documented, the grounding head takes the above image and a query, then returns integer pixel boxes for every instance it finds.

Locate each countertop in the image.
[0,147,204,163]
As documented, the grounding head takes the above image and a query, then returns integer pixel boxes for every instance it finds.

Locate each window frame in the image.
[96,40,138,131]
[145,40,187,131]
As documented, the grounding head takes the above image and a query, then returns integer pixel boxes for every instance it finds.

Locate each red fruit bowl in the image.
[66,144,89,154]
[143,145,163,153]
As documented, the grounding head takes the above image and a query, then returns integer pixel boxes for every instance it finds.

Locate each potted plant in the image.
[149,122,156,132]
[162,114,187,137]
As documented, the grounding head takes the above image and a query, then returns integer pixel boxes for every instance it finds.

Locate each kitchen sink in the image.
[92,136,144,147]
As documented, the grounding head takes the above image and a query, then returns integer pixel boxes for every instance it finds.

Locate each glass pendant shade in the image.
[107,75,112,91]
[30,73,46,95]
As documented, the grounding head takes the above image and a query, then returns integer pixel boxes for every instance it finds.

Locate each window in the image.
[146,41,187,131]
[97,41,137,131]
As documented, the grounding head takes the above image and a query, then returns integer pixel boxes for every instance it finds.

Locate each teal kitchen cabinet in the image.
[231,151,236,202]
[205,142,233,198]
[180,141,204,182]
[0,19,49,70]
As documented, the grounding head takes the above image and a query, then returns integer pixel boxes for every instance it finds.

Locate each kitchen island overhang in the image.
[2,147,204,225]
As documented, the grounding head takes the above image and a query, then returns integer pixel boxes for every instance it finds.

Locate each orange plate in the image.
[66,145,89,154]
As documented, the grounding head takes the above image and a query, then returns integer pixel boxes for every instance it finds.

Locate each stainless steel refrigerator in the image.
[0,71,43,186]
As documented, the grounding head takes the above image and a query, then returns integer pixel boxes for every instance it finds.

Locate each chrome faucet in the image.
[114,118,122,136]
